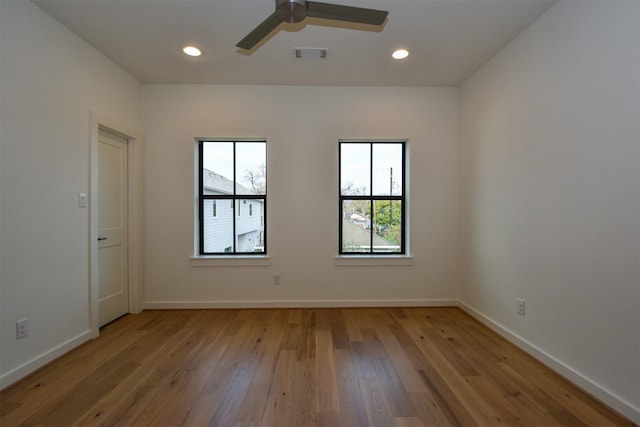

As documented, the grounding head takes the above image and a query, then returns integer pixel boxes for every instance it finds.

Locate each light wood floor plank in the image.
[0,308,634,427]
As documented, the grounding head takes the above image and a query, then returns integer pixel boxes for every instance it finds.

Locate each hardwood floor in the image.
[0,308,634,426]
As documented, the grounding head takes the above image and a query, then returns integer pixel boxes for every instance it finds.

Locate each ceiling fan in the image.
[236,0,389,50]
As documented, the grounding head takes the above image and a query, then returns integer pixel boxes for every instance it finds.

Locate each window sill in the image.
[335,255,413,267]
[190,256,271,267]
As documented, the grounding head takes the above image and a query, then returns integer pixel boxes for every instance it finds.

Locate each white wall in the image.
[4,1,637,420]
[0,0,142,386]
[459,1,639,421]
[142,85,459,307]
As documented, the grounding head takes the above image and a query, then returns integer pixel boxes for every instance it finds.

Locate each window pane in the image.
[236,199,265,253]
[372,143,403,196]
[372,200,402,253]
[341,200,371,253]
[236,142,266,195]
[341,143,370,195]
[202,142,234,195]
[339,141,405,255]
[202,199,233,252]
[199,140,267,256]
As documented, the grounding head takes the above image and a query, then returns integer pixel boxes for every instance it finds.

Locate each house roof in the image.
[203,169,254,195]
[342,219,395,249]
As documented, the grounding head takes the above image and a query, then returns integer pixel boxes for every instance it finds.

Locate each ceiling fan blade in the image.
[306,1,388,26]
[236,12,282,50]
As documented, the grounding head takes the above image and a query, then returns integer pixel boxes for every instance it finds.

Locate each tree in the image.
[382,223,401,245]
[373,200,401,244]
[373,200,401,228]
[341,182,366,196]
[341,183,369,220]
[242,163,266,194]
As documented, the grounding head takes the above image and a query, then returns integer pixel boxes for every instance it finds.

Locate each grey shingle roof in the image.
[342,219,395,248]
[202,169,253,195]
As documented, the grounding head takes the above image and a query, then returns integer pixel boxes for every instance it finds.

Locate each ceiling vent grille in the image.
[294,48,328,59]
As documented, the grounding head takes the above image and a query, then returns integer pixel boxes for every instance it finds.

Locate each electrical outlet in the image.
[16,318,28,339]
[273,273,281,286]
[517,298,525,316]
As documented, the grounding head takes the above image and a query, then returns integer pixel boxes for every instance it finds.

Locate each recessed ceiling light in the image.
[183,46,202,57]
[392,49,410,60]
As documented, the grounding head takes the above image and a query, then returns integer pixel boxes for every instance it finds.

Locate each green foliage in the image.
[374,200,401,245]
[382,224,401,246]
[374,200,401,227]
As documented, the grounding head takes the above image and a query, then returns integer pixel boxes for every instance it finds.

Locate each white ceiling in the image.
[32,0,556,87]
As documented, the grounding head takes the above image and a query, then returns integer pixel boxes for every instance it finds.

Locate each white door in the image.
[98,129,128,327]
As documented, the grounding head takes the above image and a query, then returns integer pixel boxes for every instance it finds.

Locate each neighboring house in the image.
[202,169,264,253]
[348,212,369,229]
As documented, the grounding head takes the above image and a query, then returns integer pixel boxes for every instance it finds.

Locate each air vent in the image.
[294,48,328,59]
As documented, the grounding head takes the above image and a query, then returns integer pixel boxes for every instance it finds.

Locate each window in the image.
[339,141,405,254]
[198,140,266,255]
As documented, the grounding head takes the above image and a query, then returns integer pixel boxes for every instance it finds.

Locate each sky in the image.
[202,141,266,189]
[340,142,403,196]
[202,141,403,196]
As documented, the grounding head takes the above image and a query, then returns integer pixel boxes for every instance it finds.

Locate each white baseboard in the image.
[143,298,458,310]
[0,329,95,390]
[458,301,640,425]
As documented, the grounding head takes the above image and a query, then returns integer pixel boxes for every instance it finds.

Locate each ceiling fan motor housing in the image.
[276,0,307,23]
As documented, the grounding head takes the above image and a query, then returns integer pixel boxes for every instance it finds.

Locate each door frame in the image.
[89,112,143,337]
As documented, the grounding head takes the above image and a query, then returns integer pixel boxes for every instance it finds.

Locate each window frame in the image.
[338,140,406,255]
[198,139,267,256]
